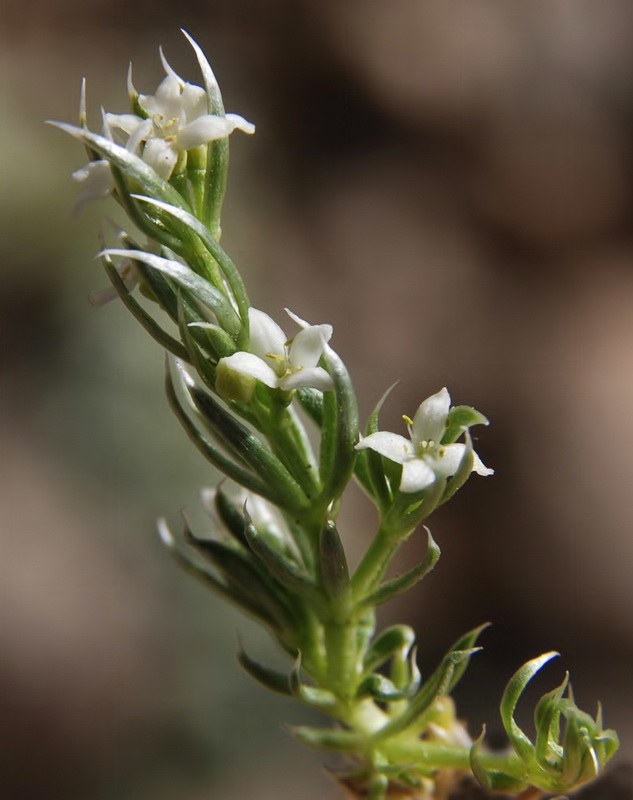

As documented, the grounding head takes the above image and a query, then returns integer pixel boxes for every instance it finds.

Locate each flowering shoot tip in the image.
[55,31,618,800]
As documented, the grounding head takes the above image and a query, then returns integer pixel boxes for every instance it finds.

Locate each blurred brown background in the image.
[1,1,633,798]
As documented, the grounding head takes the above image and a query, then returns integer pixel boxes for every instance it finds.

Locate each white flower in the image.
[106,52,255,180]
[71,159,115,214]
[355,388,493,493]
[218,307,334,394]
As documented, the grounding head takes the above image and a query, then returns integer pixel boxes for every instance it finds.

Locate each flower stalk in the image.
[52,31,619,800]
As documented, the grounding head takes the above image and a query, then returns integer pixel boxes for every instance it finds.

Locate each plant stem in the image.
[379,739,525,778]
[351,523,400,600]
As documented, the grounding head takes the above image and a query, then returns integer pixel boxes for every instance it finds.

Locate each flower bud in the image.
[215,357,256,403]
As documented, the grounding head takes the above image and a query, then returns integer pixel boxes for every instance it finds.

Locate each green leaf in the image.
[165,363,278,501]
[295,388,324,427]
[184,377,310,514]
[100,253,189,361]
[242,509,322,607]
[108,164,183,252]
[181,29,224,114]
[363,625,416,673]
[182,523,296,629]
[157,518,285,631]
[560,700,602,787]
[357,384,398,510]
[361,527,440,609]
[131,194,250,329]
[49,122,187,209]
[439,434,475,505]
[500,651,559,763]
[319,518,350,598]
[386,476,447,536]
[534,672,569,773]
[445,622,490,694]
[356,673,416,702]
[179,30,230,232]
[185,319,237,362]
[237,645,292,695]
[442,404,489,445]
[212,486,249,546]
[395,644,421,695]
[470,727,528,793]
[318,346,360,506]
[104,248,241,339]
[289,655,339,710]
[370,644,481,742]
[174,294,220,381]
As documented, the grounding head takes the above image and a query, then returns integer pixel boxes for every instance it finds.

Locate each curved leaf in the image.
[361,527,440,609]
[237,644,292,695]
[363,625,415,677]
[500,651,559,762]
[470,727,528,793]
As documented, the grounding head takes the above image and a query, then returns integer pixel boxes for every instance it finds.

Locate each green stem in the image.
[380,739,525,779]
[323,612,359,700]
[351,523,400,600]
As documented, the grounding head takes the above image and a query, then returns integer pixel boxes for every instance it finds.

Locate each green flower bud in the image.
[215,357,256,403]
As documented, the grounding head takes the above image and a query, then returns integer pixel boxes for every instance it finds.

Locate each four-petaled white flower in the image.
[106,52,254,180]
[355,387,493,493]
[218,307,334,394]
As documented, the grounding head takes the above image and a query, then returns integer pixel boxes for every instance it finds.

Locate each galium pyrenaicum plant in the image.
[50,31,620,800]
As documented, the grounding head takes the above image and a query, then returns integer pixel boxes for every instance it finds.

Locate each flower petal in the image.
[142,137,178,180]
[284,308,309,328]
[288,324,332,371]
[225,112,256,135]
[248,308,286,365]
[281,366,333,392]
[140,74,182,120]
[432,443,494,479]
[411,387,451,445]
[431,443,466,477]
[355,431,414,464]
[473,452,494,477]
[176,114,236,149]
[220,352,279,389]
[179,82,207,122]
[71,160,114,213]
[400,459,436,493]
[106,112,146,136]
[159,47,186,88]
[126,118,153,154]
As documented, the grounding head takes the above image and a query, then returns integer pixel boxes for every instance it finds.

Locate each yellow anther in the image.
[402,414,414,426]
[265,352,286,364]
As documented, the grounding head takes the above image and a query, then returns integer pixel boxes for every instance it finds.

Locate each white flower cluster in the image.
[73,43,254,211]
[218,311,492,493]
